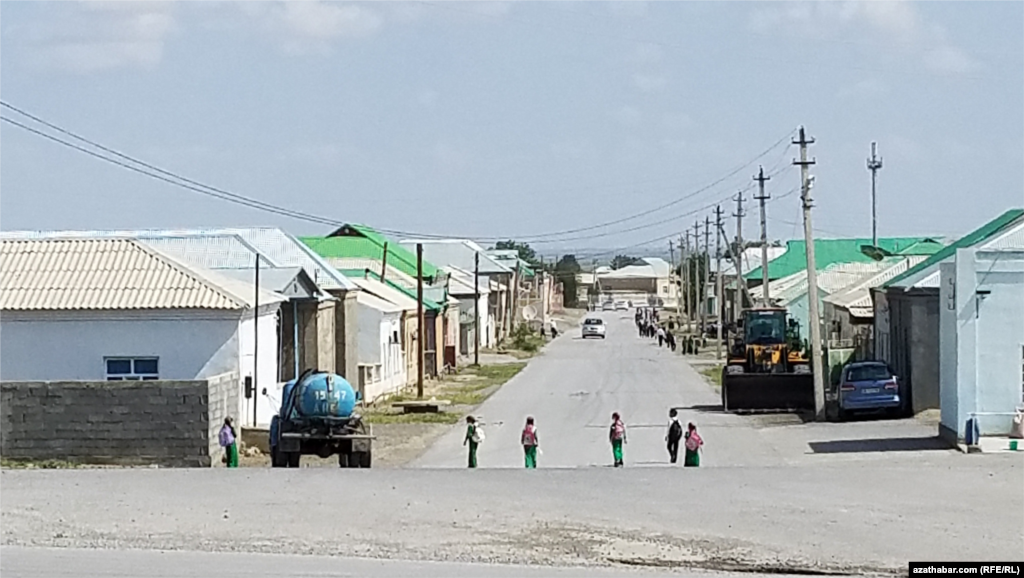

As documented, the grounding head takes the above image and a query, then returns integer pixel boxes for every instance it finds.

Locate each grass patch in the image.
[699,366,723,389]
[363,411,462,425]
[362,362,527,424]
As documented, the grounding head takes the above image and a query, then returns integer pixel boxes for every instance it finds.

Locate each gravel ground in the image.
[3,456,1021,574]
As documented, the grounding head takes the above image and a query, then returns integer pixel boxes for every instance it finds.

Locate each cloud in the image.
[12,2,176,73]
[242,1,384,54]
[748,0,979,75]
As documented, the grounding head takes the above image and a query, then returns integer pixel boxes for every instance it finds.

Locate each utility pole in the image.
[668,240,677,312]
[794,126,825,421]
[732,191,747,324]
[714,205,724,360]
[693,220,701,330]
[867,141,883,248]
[682,233,690,330]
[754,166,772,306]
[702,216,711,337]
[416,243,425,399]
[473,251,480,367]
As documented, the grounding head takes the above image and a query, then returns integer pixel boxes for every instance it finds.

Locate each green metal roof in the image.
[883,209,1024,289]
[339,268,443,311]
[745,237,934,282]
[301,224,439,280]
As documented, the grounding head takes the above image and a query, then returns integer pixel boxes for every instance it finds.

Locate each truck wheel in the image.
[286,451,301,468]
[359,451,372,469]
[347,452,361,468]
[270,446,283,468]
[338,453,349,468]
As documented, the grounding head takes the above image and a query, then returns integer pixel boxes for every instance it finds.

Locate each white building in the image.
[940,242,1024,445]
[0,238,285,427]
[354,291,406,402]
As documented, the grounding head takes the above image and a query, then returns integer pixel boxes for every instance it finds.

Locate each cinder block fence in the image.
[1,373,238,467]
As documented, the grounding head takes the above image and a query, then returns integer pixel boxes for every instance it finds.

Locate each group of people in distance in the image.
[461,411,704,469]
[636,308,677,351]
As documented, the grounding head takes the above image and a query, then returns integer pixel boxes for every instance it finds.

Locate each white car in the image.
[614,301,628,311]
[581,317,606,339]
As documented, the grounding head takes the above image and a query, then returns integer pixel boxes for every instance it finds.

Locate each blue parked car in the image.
[838,361,901,420]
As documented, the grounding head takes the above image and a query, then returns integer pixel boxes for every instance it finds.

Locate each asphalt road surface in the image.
[2,546,815,578]
[414,311,947,469]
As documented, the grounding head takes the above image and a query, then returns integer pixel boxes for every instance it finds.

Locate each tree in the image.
[493,240,540,268]
[554,255,582,308]
[611,254,641,270]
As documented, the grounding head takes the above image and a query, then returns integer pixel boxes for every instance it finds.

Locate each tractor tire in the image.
[346,452,360,468]
[270,446,284,468]
[359,451,372,469]
[338,453,349,468]
[286,451,301,468]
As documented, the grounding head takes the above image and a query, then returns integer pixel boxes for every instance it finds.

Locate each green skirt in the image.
[684,449,699,467]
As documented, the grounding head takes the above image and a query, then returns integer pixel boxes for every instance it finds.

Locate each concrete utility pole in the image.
[714,205,724,360]
[794,126,825,421]
[684,231,692,329]
[732,191,747,324]
[718,220,755,314]
[693,220,701,329]
[668,240,677,311]
[474,251,480,367]
[754,166,772,306]
[416,243,425,399]
[702,216,711,337]
[867,141,883,248]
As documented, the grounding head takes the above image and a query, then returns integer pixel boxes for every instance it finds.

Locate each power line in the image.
[1,100,796,244]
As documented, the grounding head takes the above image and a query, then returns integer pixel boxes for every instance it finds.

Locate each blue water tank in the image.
[280,372,357,419]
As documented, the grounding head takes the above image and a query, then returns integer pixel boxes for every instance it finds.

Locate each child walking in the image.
[609,412,626,467]
[521,416,539,468]
[666,409,683,464]
[684,422,704,467]
[218,416,238,468]
[463,416,482,468]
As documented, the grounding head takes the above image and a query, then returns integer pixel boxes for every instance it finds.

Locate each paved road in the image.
[414,311,947,469]
[2,546,733,578]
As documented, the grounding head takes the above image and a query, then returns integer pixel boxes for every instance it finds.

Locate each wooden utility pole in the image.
[867,142,883,248]
[702,216,711,337]
[416,243,425,399]
[714,205,724,359]
[794,126,825,421]
[754,166,772,306]
[732,191,747,324]
[473,252,480,366]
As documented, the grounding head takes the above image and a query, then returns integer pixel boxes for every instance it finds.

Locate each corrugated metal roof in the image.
[351,277,418,312]
[770,262,888,307]
[714,247,788,275]
[885,209,1024,289]
[400,240,510,275]
[824,256,927,315]
[303,229,440,280]
[0,228,357,291]
[746,237,936,282]
[0,238,284,311]
[323,257,418,289]
[599,259,670,280]
[357,290,404,314]
[981,218,1024,250]
[138,234,276,270]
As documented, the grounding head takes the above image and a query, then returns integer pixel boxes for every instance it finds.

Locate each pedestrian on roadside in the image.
[666,409,683,464]
[657,325,666,347]
[609,412,626,467]
[684,422,703,467]
[521,416,539,469]
[667,330,677,352]
[219,416,238,468]
[464,415,482,468]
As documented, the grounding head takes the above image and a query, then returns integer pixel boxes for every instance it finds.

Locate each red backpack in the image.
[521,425,537,446]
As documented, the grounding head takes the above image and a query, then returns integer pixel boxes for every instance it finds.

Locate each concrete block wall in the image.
[206,372,240,464]
[0,378,232,467]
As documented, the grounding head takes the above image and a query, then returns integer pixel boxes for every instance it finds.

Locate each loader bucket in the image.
[721,371,815,412]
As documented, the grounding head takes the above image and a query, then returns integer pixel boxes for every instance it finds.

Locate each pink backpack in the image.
[521,425,537,446]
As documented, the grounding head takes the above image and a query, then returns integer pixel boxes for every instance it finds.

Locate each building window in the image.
[106,357,159,381]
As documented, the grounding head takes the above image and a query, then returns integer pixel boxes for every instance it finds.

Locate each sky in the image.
[1,1,1022,257]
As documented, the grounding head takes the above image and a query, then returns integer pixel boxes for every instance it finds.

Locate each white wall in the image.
[237,306,282,427]
[0,309,241,381]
